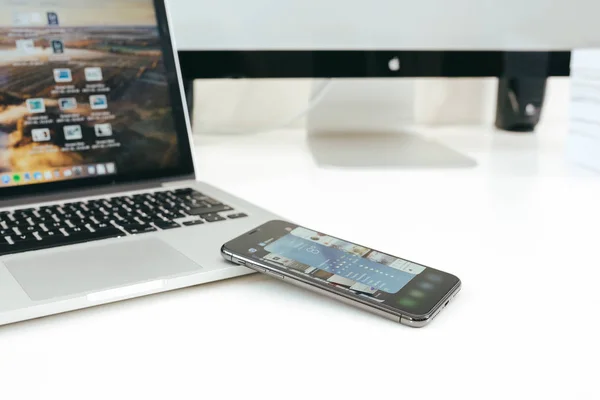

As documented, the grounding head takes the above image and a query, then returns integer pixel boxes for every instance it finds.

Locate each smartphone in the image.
[221,220,461,327]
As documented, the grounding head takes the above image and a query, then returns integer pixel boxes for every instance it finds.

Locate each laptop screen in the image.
[0,0,193,198]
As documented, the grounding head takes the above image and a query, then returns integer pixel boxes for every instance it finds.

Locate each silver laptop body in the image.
[0,0,277,326]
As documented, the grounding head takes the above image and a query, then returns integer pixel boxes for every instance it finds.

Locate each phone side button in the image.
[264,269,285,280]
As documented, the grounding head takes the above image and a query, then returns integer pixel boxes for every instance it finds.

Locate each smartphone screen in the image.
[224,220,461,318]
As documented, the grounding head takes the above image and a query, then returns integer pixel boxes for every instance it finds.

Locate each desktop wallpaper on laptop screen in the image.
[0,0,181,188]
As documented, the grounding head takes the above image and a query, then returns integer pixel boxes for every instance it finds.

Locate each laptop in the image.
[0,0,278,326]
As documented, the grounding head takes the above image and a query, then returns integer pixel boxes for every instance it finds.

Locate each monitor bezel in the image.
[0,0,195,202]
[178,50,571,80]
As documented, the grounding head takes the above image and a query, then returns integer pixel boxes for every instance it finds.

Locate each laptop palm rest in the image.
[5,238,202,302]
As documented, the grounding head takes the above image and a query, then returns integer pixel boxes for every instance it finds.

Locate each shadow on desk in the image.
[306,131,477,169]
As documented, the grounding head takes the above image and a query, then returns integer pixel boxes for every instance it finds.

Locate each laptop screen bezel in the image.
[0,0,196,202]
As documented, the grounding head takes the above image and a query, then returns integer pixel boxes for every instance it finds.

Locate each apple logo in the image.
[388,57,401,71]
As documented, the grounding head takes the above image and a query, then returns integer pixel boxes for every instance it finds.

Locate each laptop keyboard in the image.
[0,188,247,257]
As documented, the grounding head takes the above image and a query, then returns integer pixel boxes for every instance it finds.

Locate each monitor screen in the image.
[171,0,600,51]
[0,0,191,196]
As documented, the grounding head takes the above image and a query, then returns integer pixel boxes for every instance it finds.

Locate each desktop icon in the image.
[26,98,45,113]
[89,94,108,110]
[31,128,51,142]
[96,164,107,175]
[248,248,257,253]
[1,175,10,184]
[12,174,21,183]
[47,12,59,26]
[53,68,72,83]
[51,40,64,54]
[105,162,116,174]
[16,39,35,53]
[12,12,29,26]
[64,169,72,177]
[44,171,53,180]
[94,123,112,137]
[72,166,83,176]
[33,172,43,180]
[59,97,77,111]
[53,170,60,178]
[87,165,96,175]
[85,67,103,82]
[63,125,82,140]
[23,172,31,181]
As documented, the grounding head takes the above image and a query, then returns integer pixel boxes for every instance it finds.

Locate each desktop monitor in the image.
[171,0,599,130]
[173,0,600,80]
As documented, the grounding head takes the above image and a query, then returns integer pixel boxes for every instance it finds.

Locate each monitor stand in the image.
[305,80,476,169]
[306,130,476,169]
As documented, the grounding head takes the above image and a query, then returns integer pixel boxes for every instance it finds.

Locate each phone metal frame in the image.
[221,247,461,328]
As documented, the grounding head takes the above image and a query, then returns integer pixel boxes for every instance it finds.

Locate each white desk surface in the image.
[1,125,599,399]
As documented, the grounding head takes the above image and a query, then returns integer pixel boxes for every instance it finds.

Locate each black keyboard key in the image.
[64,226,92,236]
[187,205,232,216]
[38,230,62,239]
[0,228,16,236]
[6,219,33,227]
[183,220,204,227]
[46,221,67,229]
[11,233,38,242]
[120,224,157,235]
[174,188,194,195]
[202,214,226,223]
[153,220,180,230]
[20,225,38,233]
[227,213,248,219]
[68,218,94,227]
[0,227,124,256]
[91,222,112,230]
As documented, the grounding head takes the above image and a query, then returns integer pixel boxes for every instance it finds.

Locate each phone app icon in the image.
[426,273,443,283]
[63,125,82,140]
[23,172,31,181]
[12,174,21,183]
[16,39,35,53]
[53,68,72,83]
[85,67,103,82]
[408,289,425,299]
[89,95,108,110]
[51,40,64,54]
[397,297,418,308]
[26,98,45,113]
[399,262,426,275]
[1,175,10,184]
[105,162,116,174]
[44,171,53,180]
[31,128,51,142]
[33,172,43,180]
[96,164,107,175]
[87,165,96,175]
[47,12,59,26]
[59,97,77,111]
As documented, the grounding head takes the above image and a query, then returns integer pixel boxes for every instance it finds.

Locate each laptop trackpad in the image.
[5,238,202,302]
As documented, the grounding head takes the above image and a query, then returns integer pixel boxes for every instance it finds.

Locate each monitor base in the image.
[306,130,476,169]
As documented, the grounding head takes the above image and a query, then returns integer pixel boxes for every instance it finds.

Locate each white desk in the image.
[1,126,599,399]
